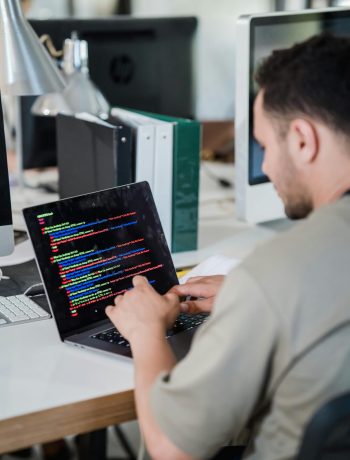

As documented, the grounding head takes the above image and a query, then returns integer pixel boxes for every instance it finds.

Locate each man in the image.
[106,33,350,460]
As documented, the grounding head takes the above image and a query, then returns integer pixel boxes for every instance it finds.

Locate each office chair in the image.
[296,391,350,460]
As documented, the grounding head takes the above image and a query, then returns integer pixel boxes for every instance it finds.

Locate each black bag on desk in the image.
[56,114,134,199]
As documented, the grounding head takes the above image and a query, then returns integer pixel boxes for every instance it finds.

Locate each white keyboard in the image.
[0,295,50,327]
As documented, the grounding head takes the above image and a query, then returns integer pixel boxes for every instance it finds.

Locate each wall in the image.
[27,0,117,18]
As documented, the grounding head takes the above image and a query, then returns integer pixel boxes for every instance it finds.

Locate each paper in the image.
[179,254,240,284]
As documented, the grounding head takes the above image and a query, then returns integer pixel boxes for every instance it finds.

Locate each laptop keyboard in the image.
[0,295,51,327]
[166,312,209,337]
[91,312,209,348]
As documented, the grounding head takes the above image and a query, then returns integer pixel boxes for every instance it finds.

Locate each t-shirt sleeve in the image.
[150,266,279,459]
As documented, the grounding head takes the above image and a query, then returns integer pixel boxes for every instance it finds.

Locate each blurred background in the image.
[24,0,349,121]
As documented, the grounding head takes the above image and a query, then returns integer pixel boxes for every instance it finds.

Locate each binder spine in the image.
[172,121,200,252]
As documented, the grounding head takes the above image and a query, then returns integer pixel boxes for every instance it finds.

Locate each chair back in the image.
[296,391,350,460]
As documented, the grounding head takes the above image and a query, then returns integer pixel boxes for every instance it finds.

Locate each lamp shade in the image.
[0,0,66,95]
[31,34,110,118]
[31,91,73,117]
[62,72,110,118]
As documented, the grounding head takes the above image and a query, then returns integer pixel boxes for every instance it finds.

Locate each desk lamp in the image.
[0,0,66,183]
[32,33,110,118]
[0,0,65,94]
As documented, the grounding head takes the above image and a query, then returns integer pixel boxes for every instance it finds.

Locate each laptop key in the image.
[92,313,210,346]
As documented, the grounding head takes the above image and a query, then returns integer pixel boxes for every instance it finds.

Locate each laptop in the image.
[23,182,206,359]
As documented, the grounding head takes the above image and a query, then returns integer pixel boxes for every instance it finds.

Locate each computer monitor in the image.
[0,96,14,256]
[22,16,197,169]
[235,7,350,223]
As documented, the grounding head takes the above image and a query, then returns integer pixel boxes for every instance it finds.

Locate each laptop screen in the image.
[23,182,178,337]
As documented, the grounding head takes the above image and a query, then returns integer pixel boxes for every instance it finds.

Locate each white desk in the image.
[0,161,289,454]
[0,320,135,454]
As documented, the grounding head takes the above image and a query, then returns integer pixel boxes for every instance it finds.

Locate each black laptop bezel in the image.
[23,182,179,341]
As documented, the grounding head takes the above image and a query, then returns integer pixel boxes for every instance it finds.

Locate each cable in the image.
[201,161,234,189]
[218,177,233,188]
[23,283,44,297]
[39,34,63,58]
[137,435,146,460]
[0,268,10,282]
[114,425,137,459]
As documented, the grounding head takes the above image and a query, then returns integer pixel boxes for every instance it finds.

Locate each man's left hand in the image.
[105,276,180,343]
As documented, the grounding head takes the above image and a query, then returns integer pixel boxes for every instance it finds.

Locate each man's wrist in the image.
[128,324,166,348]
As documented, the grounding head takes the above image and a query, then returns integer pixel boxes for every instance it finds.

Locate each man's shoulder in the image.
[235,199,350,323]
[236,199,350,368]
[243,199,350,276]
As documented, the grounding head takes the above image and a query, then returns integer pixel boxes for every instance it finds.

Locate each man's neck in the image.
[313,172,350,208]
[309,128,350,208]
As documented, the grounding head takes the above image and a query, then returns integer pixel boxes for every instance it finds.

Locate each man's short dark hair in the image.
[255,33,350,137]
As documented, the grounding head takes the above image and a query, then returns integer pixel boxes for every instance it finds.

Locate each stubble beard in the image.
[283,184,313,220]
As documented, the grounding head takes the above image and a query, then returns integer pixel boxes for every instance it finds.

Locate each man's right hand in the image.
[169,275,225,314]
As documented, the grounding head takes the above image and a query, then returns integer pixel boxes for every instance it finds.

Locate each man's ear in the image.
[287,118,319,166]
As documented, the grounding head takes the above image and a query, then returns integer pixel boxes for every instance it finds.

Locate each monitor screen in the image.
[0,96,14,256]
[249,9,350,185]
[22,16,197,169]
[235,8,350,223]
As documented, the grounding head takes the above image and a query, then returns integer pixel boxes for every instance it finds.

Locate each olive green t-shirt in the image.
[151,196,350,459]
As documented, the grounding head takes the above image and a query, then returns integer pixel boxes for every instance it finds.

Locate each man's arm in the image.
[131,333,195,460]
[106,276,194,460]
[106,270,279,459]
